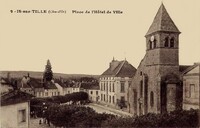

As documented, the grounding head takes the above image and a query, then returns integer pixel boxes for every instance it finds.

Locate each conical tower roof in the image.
[146,3,180,36]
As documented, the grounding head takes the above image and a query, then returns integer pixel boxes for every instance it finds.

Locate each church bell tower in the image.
[144,3,181,113]
[145,3,181,67]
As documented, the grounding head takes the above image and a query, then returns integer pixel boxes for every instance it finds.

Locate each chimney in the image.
[110,59,120,71]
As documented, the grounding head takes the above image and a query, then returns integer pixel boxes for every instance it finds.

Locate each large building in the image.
[129,3,187,115]
[100,58,136,111]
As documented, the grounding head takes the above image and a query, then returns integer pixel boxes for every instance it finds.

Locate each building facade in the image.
[129,3,184,115]
[88,87,100,102]
[100,59,136,110]
[1,90,33,128]
[1,102,30,128]
[19,75,34,95]
[182,63,200,110]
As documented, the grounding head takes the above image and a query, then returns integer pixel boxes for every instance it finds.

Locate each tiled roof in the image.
[80,82,99,89]
[101,60,136,78]
[181,63,200,75]
[29,78,43,88]
[0,78,10,84]
[43,81,57,89]
[179,65,192,73]
[1,90,34,106]
[101,61,123,76]
[146,3,180,36]
[54,79,68,88]
[19,77,43,88]
[88,85,99,90]
[72,82,81,88]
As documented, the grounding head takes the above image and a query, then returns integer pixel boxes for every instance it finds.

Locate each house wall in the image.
[35,88,44,97]
[37,89,59,97]
[55,83,64,95]
[99,77,115,105]
[63,87,72,95]
[88,89,100,102]
[129,56,180,115]
[183,66,200,110]
[1,102,30,128]
[100,76,131,109]
[71,87,80,93]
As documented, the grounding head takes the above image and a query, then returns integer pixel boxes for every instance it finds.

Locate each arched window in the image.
[170,37,175,47]
[150,91,154,107]
[149,41,153,49]
[149,40,152,49]
[140,80,143,97]
[154,39,157,48]
[165,37,169,47]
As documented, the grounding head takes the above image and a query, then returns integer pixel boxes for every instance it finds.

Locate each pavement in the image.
[30,118,54,128]
[88,103,133,117]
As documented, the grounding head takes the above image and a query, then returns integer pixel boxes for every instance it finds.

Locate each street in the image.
[87,103,132,117]
[30,118,54,128]
[86,104,120,116]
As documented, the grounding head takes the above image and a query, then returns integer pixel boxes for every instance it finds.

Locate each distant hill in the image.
[0,71,100,80]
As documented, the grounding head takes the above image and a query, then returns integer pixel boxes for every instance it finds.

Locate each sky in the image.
[0,0,200,75]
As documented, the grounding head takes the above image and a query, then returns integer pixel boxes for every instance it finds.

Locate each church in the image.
[129,3,192,115]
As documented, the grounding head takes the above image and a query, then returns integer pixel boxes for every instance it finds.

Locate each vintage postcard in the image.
[1,0,200,127]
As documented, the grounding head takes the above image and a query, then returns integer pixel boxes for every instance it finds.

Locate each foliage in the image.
[43,59,53,81]
[46,105,115,127]
[65,92,89,104]
[30,92,89,117]
[102,109,200,127]
[31,93,200,127]
[102,116,134,127]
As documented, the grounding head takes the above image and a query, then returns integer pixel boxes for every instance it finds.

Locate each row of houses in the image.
[0,75,100,128]
[1,60,198,128]
[1,74,100,101]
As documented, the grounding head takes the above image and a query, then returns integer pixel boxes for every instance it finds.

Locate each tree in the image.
[43,59,53,81]
[47,105,115,127]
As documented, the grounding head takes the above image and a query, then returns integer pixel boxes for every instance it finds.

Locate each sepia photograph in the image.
[0,0,200,127]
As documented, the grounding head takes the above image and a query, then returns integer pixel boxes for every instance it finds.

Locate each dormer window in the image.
[170,37,174,47]
[165,37,169,47]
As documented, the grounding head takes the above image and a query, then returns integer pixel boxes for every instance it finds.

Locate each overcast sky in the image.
[1,0,200,75]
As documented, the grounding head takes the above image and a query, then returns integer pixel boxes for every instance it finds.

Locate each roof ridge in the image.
[115,60,126,76]
[181,64,199,75]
